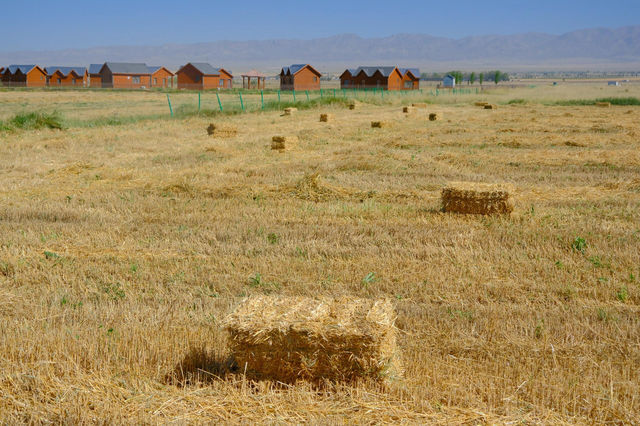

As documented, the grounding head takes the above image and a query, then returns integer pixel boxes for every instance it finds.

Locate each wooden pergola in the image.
[241,69,266,90]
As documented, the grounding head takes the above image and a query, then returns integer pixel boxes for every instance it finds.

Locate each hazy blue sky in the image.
[1,0,639,51]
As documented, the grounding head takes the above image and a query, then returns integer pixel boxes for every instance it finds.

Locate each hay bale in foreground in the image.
[412,103,427,108]
[319,113,334,122]
[595,102,611,108]
[474,101,489,107]
[484,104,498,110]
[371,121,392,128]
[271,135,298,151]
[442,182,514,215]
[402,106,415,114]
[283,107,298,115]
[207,123,237,138]
[429,113,440,121]
[223,296,402,385]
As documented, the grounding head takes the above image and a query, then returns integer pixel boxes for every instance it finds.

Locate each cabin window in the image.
[377,80,381,87]
[57,78,61,84]
[154,78,157,85]
[72,79,76,85]
[132,76,140,84]
[344,80,350,86]
[219,79,224,87]
[313,76,317,82]
[404,81,413,88]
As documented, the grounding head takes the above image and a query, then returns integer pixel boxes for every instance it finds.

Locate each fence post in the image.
[261,90,264,110]
[198,92,201,112]
[216,92,223,112]
[333,89,336,98]
[166,94,173,117]
[320,89,323,98]
[305,90,309,101]
[277,90,281,103]
[239,93,245,111]
[293,90,296,102]
[381,89,384,99]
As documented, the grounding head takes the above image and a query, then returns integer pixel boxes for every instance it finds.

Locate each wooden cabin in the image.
[400,68,420,90]
[176,63,233,90]
[1,65,47,87]
[280,64,321,91]
[87,64,103,88]
[99,62,152,89]
[148,66,174,88]
[45,67,87,87]
[340,66,403,90]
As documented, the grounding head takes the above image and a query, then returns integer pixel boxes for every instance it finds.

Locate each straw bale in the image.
[412,103,427,108]
[595,102,611,108]
[223,296,403,385]
[428,113,440,121]
[484,104,498,110]
[271,135,298,151]
[320,113,334,122]
[207,123,237,138]
[348,102,360,110]
[371,121,392,128]
[442,181,514,215]
[283,107,298,115]
[402,106,415,113]
[474,101,489,107]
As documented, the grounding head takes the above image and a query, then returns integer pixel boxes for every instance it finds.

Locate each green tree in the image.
[469,72,476,85]
[494,70,501,85]
[479,72,484,86]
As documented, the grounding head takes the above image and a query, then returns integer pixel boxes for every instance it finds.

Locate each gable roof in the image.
[352,66,399,78]
[400,68,420,78]
[148,66,175,76]
[45,66,87,77]
[7,65,41,74]
[104,62,151,74]
[88,64,103,74]
[281,64,321,77]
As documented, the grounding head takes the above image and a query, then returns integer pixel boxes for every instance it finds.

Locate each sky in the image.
[1,0,639,52]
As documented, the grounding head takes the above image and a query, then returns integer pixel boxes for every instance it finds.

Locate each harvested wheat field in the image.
[0,85,639,423]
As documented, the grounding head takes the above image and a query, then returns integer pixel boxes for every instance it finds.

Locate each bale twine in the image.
[402,106,416,114]
[320,113,334,122]
[429,113,441,121]
[595,102,611,108]
[283,107,298,115]
[484,104,498,110]
[371,121,392,128]
[412,103,427,108]
[206,123,238,138]
[223,296,403,385]
[442,182,514,215]
[271,135,298,151]
[474,101,489,107]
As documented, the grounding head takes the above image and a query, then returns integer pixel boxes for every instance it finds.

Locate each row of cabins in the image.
[1,63,421,91]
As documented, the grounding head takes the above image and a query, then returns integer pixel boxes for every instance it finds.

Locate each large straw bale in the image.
[474,101,489,107]
[371,121,392,128]
[442,181,514,215]
[320,113,334,122]
[429,113,441,121]
[207,123,237,138]
[484,104,498,110]
[223,296,403,385]
[271,135,298,151]
[283,107,298,115]
[412,103,427,108]
[595,102,611,108]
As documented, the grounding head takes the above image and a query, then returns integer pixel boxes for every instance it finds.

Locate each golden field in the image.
[0,84,639,423]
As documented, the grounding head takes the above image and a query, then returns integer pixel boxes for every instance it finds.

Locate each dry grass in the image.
[0,85,639,423]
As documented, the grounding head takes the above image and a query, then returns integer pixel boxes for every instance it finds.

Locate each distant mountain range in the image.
[1,26,639,74]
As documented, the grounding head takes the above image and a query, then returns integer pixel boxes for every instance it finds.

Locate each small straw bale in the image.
[412,103,427,108]
[271,135,298,151]
[442,181,514,215]
[371,121,392,128]
[320,113,334,122]
[484,104,498,110]
[283,107,298,115]
[595,102,611,108]
[402,106,416,114]
[223,296,403,385]
[348,101,360,110]
[475,101,489,107]
[207,123,238,138]
[428,113,441,121]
